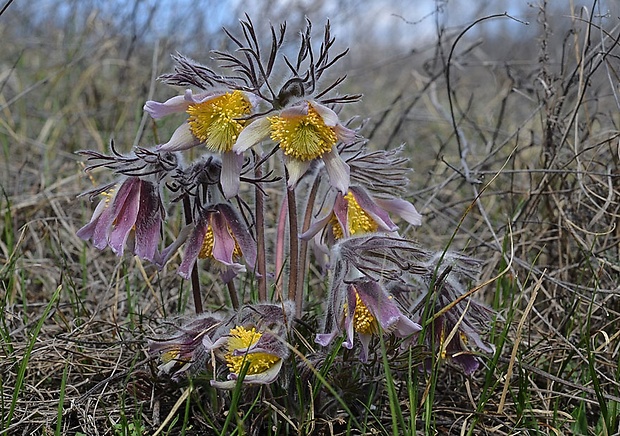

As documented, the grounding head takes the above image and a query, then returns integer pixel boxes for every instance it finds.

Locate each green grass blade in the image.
[5,284,62,429]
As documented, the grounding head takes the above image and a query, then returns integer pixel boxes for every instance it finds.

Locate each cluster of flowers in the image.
[77,18,494,388]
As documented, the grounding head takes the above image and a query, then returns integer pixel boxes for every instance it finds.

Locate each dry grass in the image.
[1,1,620,435]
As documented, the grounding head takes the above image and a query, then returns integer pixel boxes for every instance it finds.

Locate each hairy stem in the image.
[227,280,240,310]
[297,174,321,312]
[254,155,267,301]
[286,184,300,316]
[183,196,203,314]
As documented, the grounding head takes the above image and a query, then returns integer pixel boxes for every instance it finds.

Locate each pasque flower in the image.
[172,203,257,283]
[301,185,422,244]
[148,313,222,380]
[77,176,164,262]
[205,303,293,388]
[317,275,421,362]
[144,89,255,198]
[234,100,355,193]
[416,278,495,375]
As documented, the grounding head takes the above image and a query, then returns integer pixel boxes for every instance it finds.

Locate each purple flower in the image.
[77,177,163,262]
[172,203,257,283]
[301,185,422,244]
[144,89,256,199]
[316,278,421,362]
[407,253,496,375]
[148,313,222,380]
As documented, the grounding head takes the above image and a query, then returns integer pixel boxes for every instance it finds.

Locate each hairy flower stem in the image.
[297,174,321,310]
[227,280,240,309]
[254,156,267,301]
[274,195,287,299]
[286,183,301,317]
[183,196,203,314]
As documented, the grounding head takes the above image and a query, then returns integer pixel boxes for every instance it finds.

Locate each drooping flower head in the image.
[77,145,179,262]
[78,177,164,262]
[148,313,222,380]
[166,203,256,283]
[220,326,284,386]
[301,185,422,246]
[145,89,253,154]
[406,253,496,375]
[317,274,421,362]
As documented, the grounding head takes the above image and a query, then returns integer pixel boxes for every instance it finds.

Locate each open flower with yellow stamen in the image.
[317,276,421,362]
[167,203,256,283]
[234,100,355,193]
[144,89,255,198]
[204,303,292,389]
[209,326,286,388]
[301,185,422,247]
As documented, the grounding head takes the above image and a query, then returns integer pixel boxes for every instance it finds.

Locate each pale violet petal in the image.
[280,102,309,118]
[143,95,189,119]
[220,152,243,199]
[323,146,350,194]
[156,123,200,152]
[210,359,283,389]
[283,155,311,189]
[308,101,339,126]
[374,197,423,226]
[335,124,357,144]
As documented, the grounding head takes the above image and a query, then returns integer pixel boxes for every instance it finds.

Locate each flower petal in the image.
[283,156,311,189]
[108,179,142,255]
[178,222,208,280]
[315,332,338,347]
[219,204,257,268]
[211,210,237,266]
[144,95,189,119]
[374,197,422,226]
[133,181,163,262]
[335,124,357,144]
[220,151,243,199]
[349,186,397,232]
[210,359,283,389]
[333,193,350,238]
[233,117,271,154]
[308,101,338,126]
[280,102,309,118]
[156,123,201,152]
[323,146,350,194]
[77,198,108,242]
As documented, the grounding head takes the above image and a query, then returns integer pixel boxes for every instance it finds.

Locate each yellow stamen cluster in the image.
[269,106,337,161]
[226,326,280,375]
[187,90,251,153]
[331,191,379,239]
[352,292,376,335]
[198,225,242,260]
